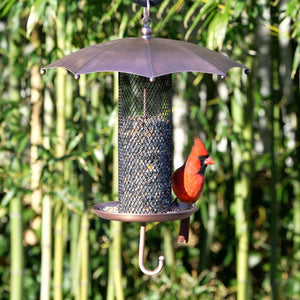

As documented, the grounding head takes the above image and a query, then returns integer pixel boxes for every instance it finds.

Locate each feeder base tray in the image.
[92,201,197,222]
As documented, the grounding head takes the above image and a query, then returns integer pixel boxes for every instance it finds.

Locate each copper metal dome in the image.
[41,36,249,79]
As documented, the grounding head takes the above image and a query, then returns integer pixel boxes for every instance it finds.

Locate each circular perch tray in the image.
[92,201,197,222]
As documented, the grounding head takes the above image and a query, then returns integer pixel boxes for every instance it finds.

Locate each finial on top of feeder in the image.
[141,24,152,39]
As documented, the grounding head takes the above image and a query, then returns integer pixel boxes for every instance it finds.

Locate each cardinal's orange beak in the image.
[204,156,215,165]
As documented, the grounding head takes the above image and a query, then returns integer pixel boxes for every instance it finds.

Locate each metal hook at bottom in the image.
[139,223,165,276]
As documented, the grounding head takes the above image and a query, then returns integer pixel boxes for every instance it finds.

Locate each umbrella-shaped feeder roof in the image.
[41,35,249,80]
[41,0,249,277]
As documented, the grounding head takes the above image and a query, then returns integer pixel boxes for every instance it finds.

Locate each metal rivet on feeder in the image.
[41,0,249,276]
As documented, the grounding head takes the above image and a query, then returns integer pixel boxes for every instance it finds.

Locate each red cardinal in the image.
[172,137,215,243]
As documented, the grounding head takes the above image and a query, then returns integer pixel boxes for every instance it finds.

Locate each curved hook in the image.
[139,223,165,276]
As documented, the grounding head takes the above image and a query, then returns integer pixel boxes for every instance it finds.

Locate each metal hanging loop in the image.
[141,0,152,39]
[142,0,151,26]
[131,0,163,7]
[139,223,165,276]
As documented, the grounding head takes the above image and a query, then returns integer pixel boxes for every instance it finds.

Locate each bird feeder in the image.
[41,0,249,276]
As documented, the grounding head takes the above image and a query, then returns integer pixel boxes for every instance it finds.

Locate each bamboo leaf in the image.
[67,133,83,153]
[183,1,202,28]
[207,13,228,50]
[1,188,16,206]
[26,0,47,37]
[157,0,171,19]
[232,1,246,18]
[86,161,99,181]
[154,0,185,33]
[17,135,29,154]
[184,8,203,41]
[291,43,300,79]
[184,0,217,40]
[118,12,129,38]
[0,0,17,17]
[100,0,122,25]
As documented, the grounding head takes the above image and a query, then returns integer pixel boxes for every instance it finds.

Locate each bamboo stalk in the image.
[64,18,73,122]
[9,34,23,300]
[278,0,300,275]
[293,106,300,270]
[163,226,175,267]
[71,213,80,297]
[63,50,77,299]
[40,17,55,300]
[30,27,43,214]
[53,66,66,300]
[293,176,300,263]
[80,211,89,300]
[74,219,83,300]
[53,67,66,297]
[53,2,67,298]
[112,221,123,300]
[78,74,91,300]
[40,195,52,300]
[200,181,217,271]
[270,8,284,299]
[65,75,73,121]
[10,197,23,300]
[255,2,279,297]
[107,244,115,300]
[231,68,252,300]
[53,200,64,300]
[55,69,66,164]
[91,80,100,117]
[107,73,124,300]
[270,97,281,300]
[113,72,124,300]
[173,73,188,170]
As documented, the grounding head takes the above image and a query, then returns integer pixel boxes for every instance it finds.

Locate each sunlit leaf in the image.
[1,188,16,206]
[26,0,47,37]
[67,133,83,153]
[0,0,17,17]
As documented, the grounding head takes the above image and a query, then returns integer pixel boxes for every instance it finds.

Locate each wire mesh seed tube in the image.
[118,73,172,214]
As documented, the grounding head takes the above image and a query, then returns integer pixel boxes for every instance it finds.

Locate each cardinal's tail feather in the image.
[178,217,190,244]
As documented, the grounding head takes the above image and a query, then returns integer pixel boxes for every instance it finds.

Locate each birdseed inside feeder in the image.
[41,0,249,276]
[118,73,173,214]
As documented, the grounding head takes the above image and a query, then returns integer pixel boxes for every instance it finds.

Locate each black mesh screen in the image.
[118,73,173,214]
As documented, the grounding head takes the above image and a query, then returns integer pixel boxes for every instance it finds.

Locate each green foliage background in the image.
[0,0,299,299]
